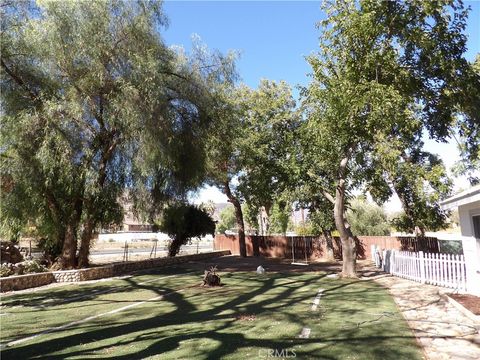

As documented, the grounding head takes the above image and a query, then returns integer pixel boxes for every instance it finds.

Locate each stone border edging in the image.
[0,250,231,292]
[443,294,480,325]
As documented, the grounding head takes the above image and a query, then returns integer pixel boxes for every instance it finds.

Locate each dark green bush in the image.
[160,203,216,256]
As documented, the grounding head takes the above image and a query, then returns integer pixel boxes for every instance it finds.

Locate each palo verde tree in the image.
[0,0,223,268]
[302,0,479,277]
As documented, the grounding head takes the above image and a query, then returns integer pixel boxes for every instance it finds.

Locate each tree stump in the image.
[203,266,221,286]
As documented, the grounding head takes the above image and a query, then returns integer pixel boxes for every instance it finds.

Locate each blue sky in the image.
[163,1,323,94]
[163,1,479,89]
[161,1,480,207]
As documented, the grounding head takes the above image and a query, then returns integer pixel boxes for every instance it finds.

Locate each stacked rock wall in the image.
[0,250,230,292]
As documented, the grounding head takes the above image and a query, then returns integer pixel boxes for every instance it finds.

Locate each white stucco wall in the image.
[98,232,168,243]
[97,232,214,245]
[458,200,480,295]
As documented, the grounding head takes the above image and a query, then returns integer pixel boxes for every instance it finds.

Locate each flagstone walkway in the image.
[367,271,480,360]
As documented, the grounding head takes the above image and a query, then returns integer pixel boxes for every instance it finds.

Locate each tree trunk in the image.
[334,195,357,277]
[60,222,77,269]
[334,152,357,277]
[77,217,95,268]
[322,229,335,261]
[58,198,83,269]
[168,236,184,257]
[77,133,117,268]
[224,181,247,257]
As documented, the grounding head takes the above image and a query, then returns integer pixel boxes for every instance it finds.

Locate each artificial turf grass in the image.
[0,269,204,343]
[0,278,206,346]
[0,270,423,360]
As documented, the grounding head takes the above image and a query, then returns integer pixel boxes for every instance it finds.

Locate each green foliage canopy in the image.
[237,80,299,214]
[346,197,390,236]
[216,206,236,234]
[268,201,294,235]
[301,0,479,276]
[0,0,228,267]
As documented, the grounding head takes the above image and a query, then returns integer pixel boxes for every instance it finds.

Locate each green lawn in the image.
[0,265,422,359]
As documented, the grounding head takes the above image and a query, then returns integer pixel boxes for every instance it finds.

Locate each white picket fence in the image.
[375,248,467,292]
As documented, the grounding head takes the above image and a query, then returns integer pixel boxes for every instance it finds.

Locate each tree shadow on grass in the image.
[1,266,195,309]
[1,273,308,358]
[1,272,423,360]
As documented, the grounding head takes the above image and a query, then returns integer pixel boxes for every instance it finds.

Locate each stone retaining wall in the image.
[52,269,81,282]
[0,272,55,292]
[0,250,230,292]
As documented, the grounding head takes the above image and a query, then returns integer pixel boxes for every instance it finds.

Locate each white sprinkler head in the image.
[256,265,265,275]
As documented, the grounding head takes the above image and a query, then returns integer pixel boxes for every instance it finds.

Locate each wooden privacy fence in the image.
[215,234,440,261]
[380,249,467,292]
[214,235,340,260]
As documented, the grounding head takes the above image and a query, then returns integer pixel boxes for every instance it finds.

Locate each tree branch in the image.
[1,58,38,102]
[322,190,335,204]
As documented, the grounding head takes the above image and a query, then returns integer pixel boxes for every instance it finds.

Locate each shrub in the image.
[21,259,47,274]
[0,260,48,277]
[0,263,14,277]
[294,221,317,236]
[37,237,62,264]
[203,266,221,286]
[0,241,24,263]
[160,203,216,257]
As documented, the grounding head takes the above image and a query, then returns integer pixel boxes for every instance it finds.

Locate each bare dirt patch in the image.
[234,313,256,321]
[449,294,480,315]
[187,255,344,273]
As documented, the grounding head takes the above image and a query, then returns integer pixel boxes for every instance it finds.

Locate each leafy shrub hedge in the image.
[0,260,48,277]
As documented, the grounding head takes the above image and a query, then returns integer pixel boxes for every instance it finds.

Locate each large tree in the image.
[302,0,479,277]
[204,82,248,256]
[0,0,222,268]
[205,80,298,256]
[237,80,298,229]
[452,54,480,186]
